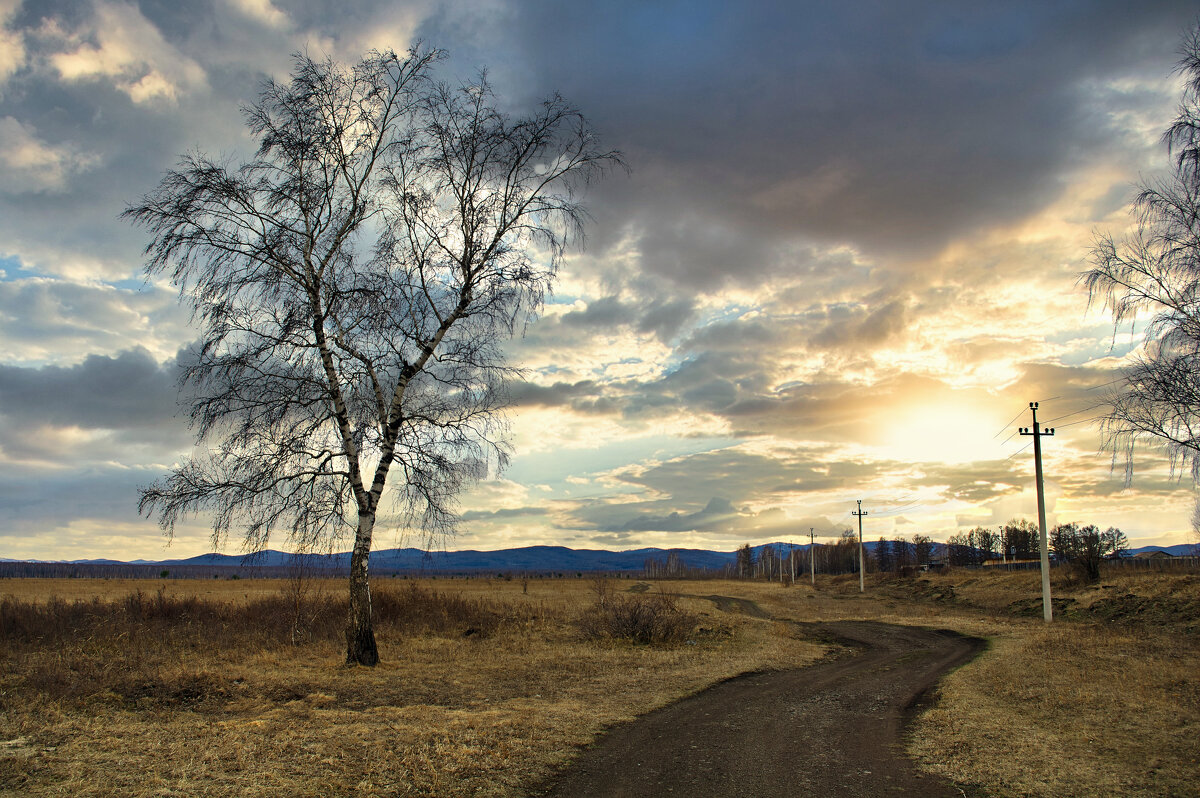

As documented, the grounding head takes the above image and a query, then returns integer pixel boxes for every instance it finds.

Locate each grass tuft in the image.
[575,580,697,645]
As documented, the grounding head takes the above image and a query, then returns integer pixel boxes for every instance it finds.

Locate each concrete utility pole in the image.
[852,501,868,593]
[809,527,815,586]
[1020,402,1055,623]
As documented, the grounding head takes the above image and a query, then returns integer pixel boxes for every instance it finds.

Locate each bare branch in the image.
[1083,24,1200,487]
[126,47,619,665]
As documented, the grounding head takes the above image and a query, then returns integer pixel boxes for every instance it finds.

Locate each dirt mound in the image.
[1082,592,1200,629]
[1005,596,1076,617]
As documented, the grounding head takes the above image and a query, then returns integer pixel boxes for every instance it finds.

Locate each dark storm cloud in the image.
[6,0,1195,288]
[535,294,698,345]
[460,506,549,521]
[570,494,801,539]
[560,296,636,329]
[0,462,156,534]
[482,0,1198,291]
[0,347,178,430]
[507,379,601,409]
[612,447,900,508]
[618,496,739,533]
[809,298,910,351]
[0,346,192,465]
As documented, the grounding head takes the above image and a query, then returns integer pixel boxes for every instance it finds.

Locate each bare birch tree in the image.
[126,48,619,665]
[1085,26,1200,501]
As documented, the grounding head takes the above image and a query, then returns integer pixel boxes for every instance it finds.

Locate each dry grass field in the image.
[0,576,823,797]
[0,567,1196,797]
[899,568,1200,798]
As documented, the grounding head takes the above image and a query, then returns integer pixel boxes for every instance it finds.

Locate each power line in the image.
[993,407,1028,439]
[1054,415,1104,430]
[1005,441,1032,460]
[1043,402,1108,426]
[1035,374,1127,404]
[873,501,922,518]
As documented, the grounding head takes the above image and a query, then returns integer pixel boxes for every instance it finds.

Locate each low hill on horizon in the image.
[2,542,1193,573]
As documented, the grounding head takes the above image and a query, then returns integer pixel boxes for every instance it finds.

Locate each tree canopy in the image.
[126,48,620,664]
[1085,26,1200,489]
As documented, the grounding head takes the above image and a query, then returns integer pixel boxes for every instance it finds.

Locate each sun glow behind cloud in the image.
[881,404,1005,466]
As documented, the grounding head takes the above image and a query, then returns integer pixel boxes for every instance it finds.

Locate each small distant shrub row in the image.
[576,585,697,645]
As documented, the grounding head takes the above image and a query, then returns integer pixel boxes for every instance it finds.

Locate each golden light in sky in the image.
[0,1,1198,560]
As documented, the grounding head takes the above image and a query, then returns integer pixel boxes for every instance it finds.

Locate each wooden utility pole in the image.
[1020,402,1055,623]
[852,501,868,593]
[809,527,815,586]
[789,540,795,586]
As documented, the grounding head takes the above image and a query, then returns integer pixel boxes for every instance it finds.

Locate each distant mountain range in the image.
[2,542,1194,573]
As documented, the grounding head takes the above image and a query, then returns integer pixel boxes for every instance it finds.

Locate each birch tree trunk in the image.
[346,512,378,666]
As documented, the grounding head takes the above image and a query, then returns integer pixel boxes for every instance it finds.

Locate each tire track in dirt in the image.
[535,596,984,797]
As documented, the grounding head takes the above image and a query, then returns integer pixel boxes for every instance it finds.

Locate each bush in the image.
[576,589,697,645]
[373,583,508,637]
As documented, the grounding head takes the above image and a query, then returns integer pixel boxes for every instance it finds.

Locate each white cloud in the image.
[0,0,25,87]
[0,278,191,365]
[49,1,207,105]
[223,0,290,31]
[340,2,430,59]
[0,116,99,193]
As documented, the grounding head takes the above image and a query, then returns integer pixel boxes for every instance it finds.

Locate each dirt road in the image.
[535,600,984,797]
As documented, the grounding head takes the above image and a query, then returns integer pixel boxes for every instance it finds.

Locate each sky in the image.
[2,0,1200,561]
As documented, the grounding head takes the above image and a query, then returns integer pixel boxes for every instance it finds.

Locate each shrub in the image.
[373,583,507,637]
[576,590,697,645]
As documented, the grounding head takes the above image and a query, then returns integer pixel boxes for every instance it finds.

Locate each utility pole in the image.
[1020,402,1055,623]
[852,500,868,593]
[809,527,815,587]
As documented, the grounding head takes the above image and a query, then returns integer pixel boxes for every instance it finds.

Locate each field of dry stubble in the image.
[1,568,1197,797]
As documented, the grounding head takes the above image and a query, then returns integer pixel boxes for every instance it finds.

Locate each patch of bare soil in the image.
[534,598,984,798]
[691,594,772,619]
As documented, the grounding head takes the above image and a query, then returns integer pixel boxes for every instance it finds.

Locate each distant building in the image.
[982,558,1040,568]
[1133,550,1175,560]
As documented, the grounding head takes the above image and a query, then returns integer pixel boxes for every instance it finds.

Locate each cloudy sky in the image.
[2,0,1199,561]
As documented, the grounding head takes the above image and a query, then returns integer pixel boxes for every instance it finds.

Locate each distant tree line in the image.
[0,562,270,579]
[945,520,1041,566]
[871,534,934,575]
[723,533,869,580]
[709,518,1137,583]
[945,518,1130,582]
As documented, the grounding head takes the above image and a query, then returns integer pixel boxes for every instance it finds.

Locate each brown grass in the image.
[909,623,1199,797]
[820,567,1199,798]
[0,577,822,797]
[1,571,1196,797]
